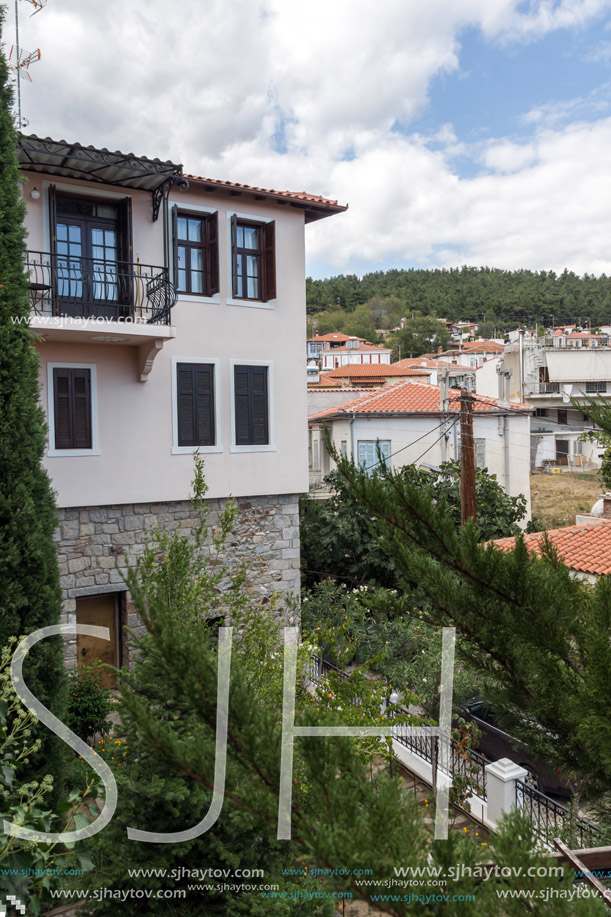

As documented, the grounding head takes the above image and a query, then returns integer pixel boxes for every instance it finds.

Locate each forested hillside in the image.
[306,266,611,329]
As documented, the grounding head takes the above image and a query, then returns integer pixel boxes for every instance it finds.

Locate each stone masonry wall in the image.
[54,494,300,667]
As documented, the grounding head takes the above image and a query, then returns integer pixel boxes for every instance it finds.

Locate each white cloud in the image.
[8,0,611,277]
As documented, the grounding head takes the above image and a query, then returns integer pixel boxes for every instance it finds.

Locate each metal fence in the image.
[392,725,488,801]
[515,780,604,849]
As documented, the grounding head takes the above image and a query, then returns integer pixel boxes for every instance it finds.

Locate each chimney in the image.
[603,494,611,519]
[437,346,442,354]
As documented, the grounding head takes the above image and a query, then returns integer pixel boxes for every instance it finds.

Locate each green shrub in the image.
[65,663,113,741]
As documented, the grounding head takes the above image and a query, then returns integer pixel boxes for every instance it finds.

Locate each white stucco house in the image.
[307,332,392,371]
[308,380,533,519]
[18,133,346,672]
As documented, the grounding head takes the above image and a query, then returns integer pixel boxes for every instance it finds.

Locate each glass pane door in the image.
[56,222,84,301]
[91,226,118,302]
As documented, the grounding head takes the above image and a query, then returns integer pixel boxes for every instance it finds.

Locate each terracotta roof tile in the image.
[324,364,431,379]
[489,520,611,575]
[326,342,392,354]
[308,380,532,421]
[183,174,347,220]
[394,358,474,373]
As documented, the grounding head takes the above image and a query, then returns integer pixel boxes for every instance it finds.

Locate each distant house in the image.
[308,380,532,517]
[307,333,392,371]
[437,341,504,369]
[393,357,475,390]
[501,337,611,469]
[548,331,608,349]
[310,363,432,389]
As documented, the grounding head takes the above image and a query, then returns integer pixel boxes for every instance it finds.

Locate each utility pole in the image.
[439,366,449,463]
[460,389,476,524]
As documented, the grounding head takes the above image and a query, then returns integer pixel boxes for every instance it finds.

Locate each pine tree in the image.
[79,463,605,916]
[0,10,66,789]
[330,444,611,801]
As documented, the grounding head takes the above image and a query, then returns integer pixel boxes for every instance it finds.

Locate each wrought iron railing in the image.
[516,780,603,849]
[392,725,488,801]
[524,382,561,395]
[308,654,350,684]
[25,250,177,326]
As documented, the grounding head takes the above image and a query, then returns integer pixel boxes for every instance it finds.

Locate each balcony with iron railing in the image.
[523,381,561,397]
[26,251,177,379]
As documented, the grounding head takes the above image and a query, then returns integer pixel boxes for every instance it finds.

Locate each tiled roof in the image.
[566,332,606,339]
[447,341,504,354]
[324,364,431,378]
[309,380,532,420]
[184,174,347,222]
[307,332,355,343]
[394,358,474,373]
[489,520,611,575]
[328,342,392,353]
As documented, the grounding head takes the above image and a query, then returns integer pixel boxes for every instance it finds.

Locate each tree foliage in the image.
[330,450,611,800]
[391,312,450,358]
[306,266,611,328]
[0,9,65,794]
[300,462,527,590]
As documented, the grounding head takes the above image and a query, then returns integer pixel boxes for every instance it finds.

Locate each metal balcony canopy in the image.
[16,134,183,191]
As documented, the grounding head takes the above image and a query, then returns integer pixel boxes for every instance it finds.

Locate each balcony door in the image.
[51,191,132,319]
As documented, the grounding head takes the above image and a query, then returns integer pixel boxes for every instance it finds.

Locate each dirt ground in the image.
[530,471,603,530]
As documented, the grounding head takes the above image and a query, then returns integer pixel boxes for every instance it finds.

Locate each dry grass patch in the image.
[531,472,603,530]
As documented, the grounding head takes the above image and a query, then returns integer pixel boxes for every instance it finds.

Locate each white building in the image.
[19,132,346,670]
[307,333,392,371]
[501,338,611,469]
[308,381,532,519]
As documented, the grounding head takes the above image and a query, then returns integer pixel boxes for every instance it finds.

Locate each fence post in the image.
[485,758,527,828]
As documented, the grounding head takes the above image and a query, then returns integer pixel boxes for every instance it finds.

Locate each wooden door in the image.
[556,440,569,466]
[76,594,119,688]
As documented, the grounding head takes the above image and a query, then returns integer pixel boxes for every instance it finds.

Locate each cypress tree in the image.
[0,10,66,789]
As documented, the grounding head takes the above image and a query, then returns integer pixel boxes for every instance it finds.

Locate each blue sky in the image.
[9,0,611,280]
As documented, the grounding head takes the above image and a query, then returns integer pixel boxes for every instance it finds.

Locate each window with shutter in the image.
[174,209,219,297]
[357,440,390,474]
[52,367,92,450]
[233,365,269,445]
[176,363,215,447]
[474,438,486,470]
[230,217,276,303]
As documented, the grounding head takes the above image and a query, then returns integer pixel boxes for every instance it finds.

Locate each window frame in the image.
[357,439,391,474]
[47,362,100,457]
[229,360,275,453]
[226,211,276,309]
[171,357,222,455]
[172,205,220,301]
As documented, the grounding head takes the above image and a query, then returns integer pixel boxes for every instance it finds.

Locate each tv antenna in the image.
[9,0,47,129]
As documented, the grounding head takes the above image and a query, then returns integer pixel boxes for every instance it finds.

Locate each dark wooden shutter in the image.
[205,212,219,295]
[262,220,276,301]
[230,213,238,298]
[234,365,268,445]
[48,184,58,315]
[177,363,215,446]
[234,366,251,445]
[195,364,214,445]
[171,205,179,290]
[250,366,269,444]
[119,196,133,312]
[53,368,72,449]
[72,370,92,449]
[120,196,133,262]
[53,367,91,449]
[177,363,195,446]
